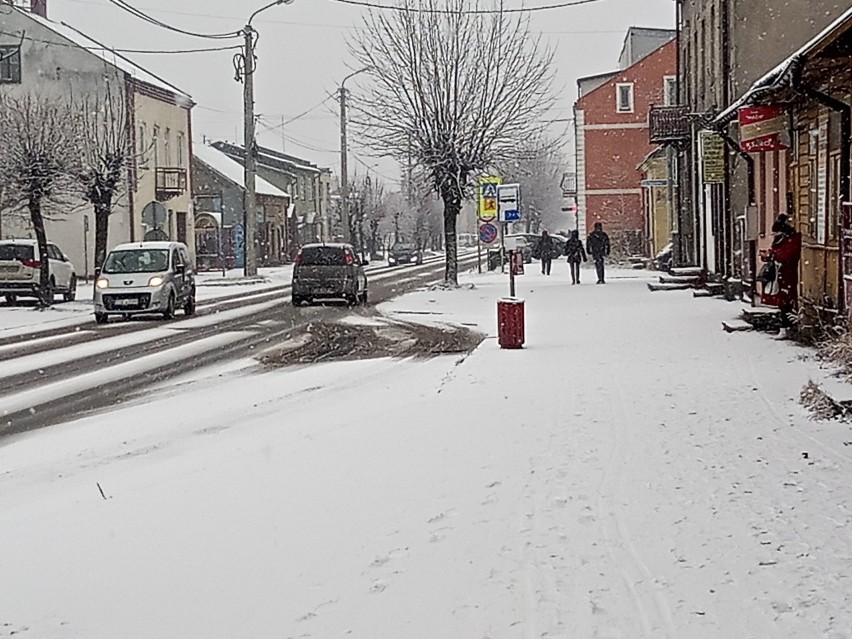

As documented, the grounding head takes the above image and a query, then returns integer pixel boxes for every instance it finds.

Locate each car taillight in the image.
[294,251,302,265]
[344,253,354,265]
[21,259,41,269]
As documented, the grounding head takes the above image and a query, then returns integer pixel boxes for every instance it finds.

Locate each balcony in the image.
[155,167,188,200]
[649,105,691,144]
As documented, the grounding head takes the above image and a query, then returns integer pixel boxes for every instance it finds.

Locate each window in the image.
[616,83,634,113]
[664,76,677,106]
[138,123,148,162]
[0,46,21,84]
[163,128,171,166]
[176,132,185,168]
[152,126,160,166]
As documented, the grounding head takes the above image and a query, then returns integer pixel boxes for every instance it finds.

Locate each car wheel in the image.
[291,295,302,307]
[64,275,77,302]
[347,292,358,307]
[4,294,16,306]
[183,289,196,316]
[162,293,176,320]
[94,312,108,325]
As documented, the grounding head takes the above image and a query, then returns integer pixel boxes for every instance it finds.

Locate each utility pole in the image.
[339,85,350,243]
[242,24,258,277]
[338,66,370,245]
[237,0,294,277]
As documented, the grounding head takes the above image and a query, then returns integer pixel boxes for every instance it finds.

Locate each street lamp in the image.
[339,66,370,243]
[239,0,295,277]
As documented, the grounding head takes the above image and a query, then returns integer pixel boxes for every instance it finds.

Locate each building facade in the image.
[192,144,291,270]
[671,0,849,286]
[0,0,194,275]
[574,31,676,256]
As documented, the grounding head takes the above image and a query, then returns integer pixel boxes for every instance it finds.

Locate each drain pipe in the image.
[792,62,852,316]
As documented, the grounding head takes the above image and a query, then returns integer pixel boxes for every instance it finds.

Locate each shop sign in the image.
[700,131,726,184]
[739,106,790,153]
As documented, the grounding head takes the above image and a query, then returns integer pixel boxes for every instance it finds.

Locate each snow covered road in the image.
[1,265,851,638]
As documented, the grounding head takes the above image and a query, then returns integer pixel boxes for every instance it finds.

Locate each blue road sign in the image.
[482,183,498,199]
[479,222,499,244]
[504,209,521,222]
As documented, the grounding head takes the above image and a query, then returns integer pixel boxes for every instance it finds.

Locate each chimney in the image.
[31,0,47,17]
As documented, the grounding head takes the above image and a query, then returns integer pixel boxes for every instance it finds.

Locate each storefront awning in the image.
[713,6,852,127]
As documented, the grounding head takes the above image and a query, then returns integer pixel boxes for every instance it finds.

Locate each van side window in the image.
[172,249,182,270]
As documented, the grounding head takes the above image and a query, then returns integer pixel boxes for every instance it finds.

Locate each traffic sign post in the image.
[479,222,498,244]
[478,176,502,222]
[497,183,521,223]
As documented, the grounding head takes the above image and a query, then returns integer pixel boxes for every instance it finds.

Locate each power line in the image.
[106,0,240,40]
[0,29,241,53]
[324,0,610,13]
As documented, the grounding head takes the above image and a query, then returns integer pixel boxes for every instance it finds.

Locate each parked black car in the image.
[292,243,368,306]
[388,242,423,266]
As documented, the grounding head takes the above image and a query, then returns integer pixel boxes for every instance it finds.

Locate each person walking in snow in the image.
[586,222,611,284]
[537,230,555,276]
[563,229,587,284]
[760,214,801,338]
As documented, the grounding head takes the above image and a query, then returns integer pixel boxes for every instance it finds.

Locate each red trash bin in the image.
[497,297,525,349]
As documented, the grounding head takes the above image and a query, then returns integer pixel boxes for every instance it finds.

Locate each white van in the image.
[94,241,195,324]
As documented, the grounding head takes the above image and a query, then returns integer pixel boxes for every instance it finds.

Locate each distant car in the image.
[94,241,195,324]
[527,233,566,260]
[388,242,423,266]
[504,234,533,263]
[0,239,77,305]
[292,243,368,306]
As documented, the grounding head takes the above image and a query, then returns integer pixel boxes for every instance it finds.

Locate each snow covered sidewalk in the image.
[1,264,851,638]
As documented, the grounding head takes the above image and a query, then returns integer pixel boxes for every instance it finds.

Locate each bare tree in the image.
[351,0,554,284]
[498,136,567,234]
[0,94,80,306]
[75,83,132,270]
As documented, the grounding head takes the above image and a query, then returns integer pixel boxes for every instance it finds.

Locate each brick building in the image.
[574,30,676,256]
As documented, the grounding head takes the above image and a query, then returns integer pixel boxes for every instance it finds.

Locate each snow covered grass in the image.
[2,262,852,637]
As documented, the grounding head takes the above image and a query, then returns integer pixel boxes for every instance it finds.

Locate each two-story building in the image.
[0,0,194,274]
[574,28,677,257]
[192,143,291,270]
[211,141,329,255]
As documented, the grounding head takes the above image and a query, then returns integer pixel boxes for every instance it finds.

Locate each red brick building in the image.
[574,31,677,256]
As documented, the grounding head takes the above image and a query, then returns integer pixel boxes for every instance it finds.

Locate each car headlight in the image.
[389,257,396,263]
[410,256,418,263]
[96,277,109,289]
[148,275,165,287]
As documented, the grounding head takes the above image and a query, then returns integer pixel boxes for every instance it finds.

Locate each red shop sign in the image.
[738,106,790,153]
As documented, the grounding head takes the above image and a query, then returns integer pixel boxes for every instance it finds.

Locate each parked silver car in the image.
[94,241,195,324]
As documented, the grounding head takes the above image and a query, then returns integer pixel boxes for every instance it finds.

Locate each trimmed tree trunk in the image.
[94,198,112,270]
[28,198,52,307]
[440,181,462,285]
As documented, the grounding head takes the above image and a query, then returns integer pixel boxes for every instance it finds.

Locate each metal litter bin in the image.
[497,297,525,349]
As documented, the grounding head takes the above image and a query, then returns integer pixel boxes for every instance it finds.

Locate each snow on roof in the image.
[193,144,290,199]
[22,11,192,103]
[714,6,852,125]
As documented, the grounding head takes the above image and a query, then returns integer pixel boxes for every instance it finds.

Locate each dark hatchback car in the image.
[292,243,368,306]
[388,242,423,266]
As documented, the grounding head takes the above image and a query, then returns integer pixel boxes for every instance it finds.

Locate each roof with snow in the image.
[18,9,192,104]
[193,144,290,199]
[713,6,852,126]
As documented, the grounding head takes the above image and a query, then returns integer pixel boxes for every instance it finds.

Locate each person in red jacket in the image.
[760,214,802,336]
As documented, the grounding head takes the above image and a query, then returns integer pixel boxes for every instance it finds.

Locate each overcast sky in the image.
[49,0,674,186]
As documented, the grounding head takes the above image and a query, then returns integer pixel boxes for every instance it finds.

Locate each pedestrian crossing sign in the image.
[479,176,502,221]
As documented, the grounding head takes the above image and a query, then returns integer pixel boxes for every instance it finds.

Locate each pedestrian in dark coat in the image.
[586,222,611,284]
[538,230,555,275]
[563,229,587,284]
[760,214,801,337]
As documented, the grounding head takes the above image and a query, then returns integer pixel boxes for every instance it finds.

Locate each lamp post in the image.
[339,67,370,243]
[239,0,294,277]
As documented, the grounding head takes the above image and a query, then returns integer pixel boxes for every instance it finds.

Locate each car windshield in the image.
[0,244,34,261]
[300,246,346,266]
[102,249,169,274]
[392,243,416,252]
